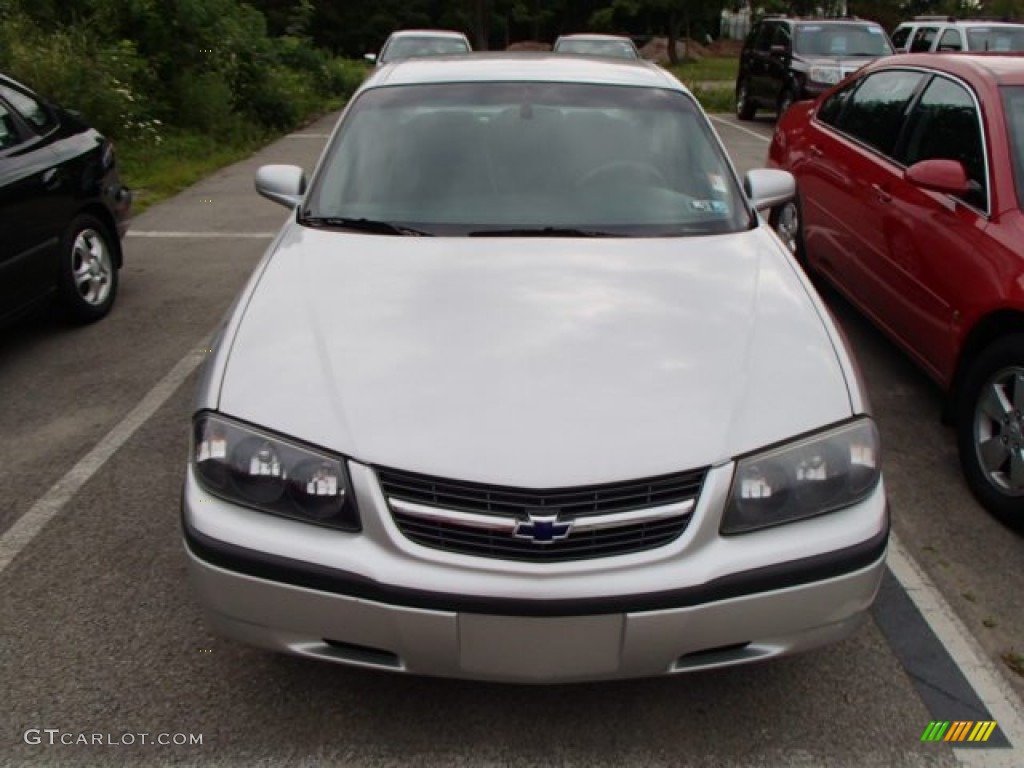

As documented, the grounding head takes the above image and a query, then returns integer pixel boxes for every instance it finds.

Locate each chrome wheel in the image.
[773,201,800,254]
[973,366,1024,495]
[71,228,113,307]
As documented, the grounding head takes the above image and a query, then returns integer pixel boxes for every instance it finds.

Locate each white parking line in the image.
[0,345,209,577]
[721,118,1024,762]
[710,115,775,142]
[127,231,275,239]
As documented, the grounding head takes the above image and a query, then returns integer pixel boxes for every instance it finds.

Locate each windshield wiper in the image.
[298,215,434,236]
[468,227,618,237]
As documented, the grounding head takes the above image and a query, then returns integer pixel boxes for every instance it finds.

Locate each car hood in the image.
[217,226,853,487]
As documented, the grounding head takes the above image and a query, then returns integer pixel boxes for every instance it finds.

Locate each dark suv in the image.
[735,16,894,120]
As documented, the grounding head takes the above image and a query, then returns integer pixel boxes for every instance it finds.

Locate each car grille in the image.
[376,466,706,562]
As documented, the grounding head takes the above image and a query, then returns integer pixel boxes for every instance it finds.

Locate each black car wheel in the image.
[777,86,798,118]
[57,214,119,323]
[956,333,1024,531]
[736,80,756,121]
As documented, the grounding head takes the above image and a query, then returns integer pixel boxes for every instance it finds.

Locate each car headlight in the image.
[721,419,880,534]
[192,412,359,531]
[809,66,842,85]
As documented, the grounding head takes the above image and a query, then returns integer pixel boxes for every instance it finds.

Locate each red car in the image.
[768,53,1024,530]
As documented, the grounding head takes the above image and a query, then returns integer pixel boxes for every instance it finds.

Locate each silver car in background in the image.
[364,29,472,66]
[552,33,642,59]
[182,54,888,683]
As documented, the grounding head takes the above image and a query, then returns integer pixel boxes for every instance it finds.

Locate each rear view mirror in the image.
[255,165,307,209]
[905,159,970,196]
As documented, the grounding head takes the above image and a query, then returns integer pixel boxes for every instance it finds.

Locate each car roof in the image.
[386,29,468,40]
[367,52,680,89]
[882,53,1024,85]
[898,19,1024,27]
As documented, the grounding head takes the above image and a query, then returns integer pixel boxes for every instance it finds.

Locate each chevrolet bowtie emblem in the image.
[513,513,573,544]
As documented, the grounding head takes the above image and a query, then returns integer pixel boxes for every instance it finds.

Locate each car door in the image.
[872,74,991,380]
[0,95,63,318]
[795,69,926,308]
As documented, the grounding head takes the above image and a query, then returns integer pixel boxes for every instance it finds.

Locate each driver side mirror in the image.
[905,158,970,196]
[364,52,377,64]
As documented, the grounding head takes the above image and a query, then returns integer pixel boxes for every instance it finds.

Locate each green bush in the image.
[321,58,369,100]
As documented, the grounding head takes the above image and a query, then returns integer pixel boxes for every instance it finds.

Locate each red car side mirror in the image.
[904,159,971,196]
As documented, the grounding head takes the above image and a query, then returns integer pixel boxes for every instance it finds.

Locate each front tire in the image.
[57,215,119,323]
[956,334,1024,531]
[777,86,798,119]
[736,80,756,121]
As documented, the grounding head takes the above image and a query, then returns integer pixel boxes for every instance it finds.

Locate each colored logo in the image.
[513,513,572,544]
[921,721,998,743]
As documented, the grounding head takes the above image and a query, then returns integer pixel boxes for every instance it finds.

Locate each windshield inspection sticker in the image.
[691,200,729,213]
[708,174,728,194]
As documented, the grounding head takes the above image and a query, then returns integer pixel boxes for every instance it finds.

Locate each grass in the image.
[666,56,739,84]
[118,132,270,215]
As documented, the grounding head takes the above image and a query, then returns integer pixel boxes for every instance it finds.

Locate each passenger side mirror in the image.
[745,169,796,211]
[364,52,377,64]
[255,164,307,209]
[905,159,970,196]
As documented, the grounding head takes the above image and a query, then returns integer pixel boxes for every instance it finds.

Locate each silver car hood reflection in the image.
[213,225,852,487]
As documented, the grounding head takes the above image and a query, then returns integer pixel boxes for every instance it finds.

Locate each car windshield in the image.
[1003,86,1024,207]
[381,37,469,62]
[966,27,1024,52]
[303,82,750,237]
[793,24,893,56]
[555,39,638,59]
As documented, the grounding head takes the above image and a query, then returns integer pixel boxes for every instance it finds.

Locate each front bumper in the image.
[183,461,888,683]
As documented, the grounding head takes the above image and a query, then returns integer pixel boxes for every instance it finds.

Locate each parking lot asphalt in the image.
[0,110,1021,767]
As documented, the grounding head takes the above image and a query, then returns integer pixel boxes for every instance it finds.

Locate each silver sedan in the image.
[182,53,888,683]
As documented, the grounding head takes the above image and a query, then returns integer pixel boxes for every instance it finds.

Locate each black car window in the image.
[817,81,857,127]
[891,27,912,50]
[834,70,924,157]
[754,22,775,53]
[0,102,21,150]
[771,23,791,50]
[937,29,963,51]
[910,27,937,53]
[0,84,57,135]
[1003,86,1024,208]
[899,75,987,210]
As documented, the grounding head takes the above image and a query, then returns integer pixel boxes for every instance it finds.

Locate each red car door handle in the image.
[871,183,892,203]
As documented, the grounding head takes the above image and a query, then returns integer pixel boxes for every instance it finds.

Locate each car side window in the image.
[891,26,912,50]
[754,22,775,53]
[899,75,988,211]
[833,70,924,156]
[910,27,937,52]
[816,81,856,127]
[937,29,963,51]
[0,84,57,135]
[771,23,791,51]
[0,102,21,151]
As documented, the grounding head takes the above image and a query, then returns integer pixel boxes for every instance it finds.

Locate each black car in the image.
[735,16,894,120]
[0,74,131,325]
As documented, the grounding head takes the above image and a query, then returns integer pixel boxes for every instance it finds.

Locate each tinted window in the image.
[0,84,56,134]
[1003,85,1024,208]
[937,29,962,51]
[306,83,751,237]
[966,26,1024,52]
[771,23,791,49]
[754,22,775,53]
[817,81,856,127]
[793,23,892,56]
[0,102,21,150]
[900,76,987,210]
[891,27,912,50]
[910,27,937,53]
[835,70,923,156]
